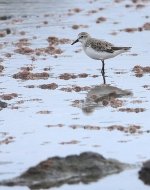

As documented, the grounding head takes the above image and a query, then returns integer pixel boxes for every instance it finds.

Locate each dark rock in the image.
[0,16,12,20]
[0,101,8,110]
[0,28,11,37]
[0,65,4,72]
[139,160,150,185]
[0,152,130,189]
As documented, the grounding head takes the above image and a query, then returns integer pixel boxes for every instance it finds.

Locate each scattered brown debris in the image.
[70,124,142,134]
[43,21,48,25]
[133,65,150,77]
[35,46,63,56]
[24,85,35,88]
[87,10,98,14]
[0,136,15,145]
[0,93,18,100]
[107,125,141,134]
[19,31,26,35]
[110,99,124,108]
[59,73,89,80]
[129,53,138,56]
[114,0,124,3]
[0,28,11,37]
[70,125,101,130]
[71,99,84,107]
[14,36,67,56]
[60,86,90,92]
[47,36,71,46]
[15,47,34,55]
[72,8,82,13]
[143,22,150,30]
[109,32,118,35]
[143,85,150,90]
[36,110,51,114]
[20,66,33,71]
[125,4,133,8]
[96,17,107,24]
[78,73,88,78]
[130,100,143,104]
[59,140,80,145]
[59,73,77,80]
[67,8,82,15]
[0,65,4,72]
[72,24,88,30]
[0,31,7,38]
[46,124,64,128]
[14,38,31,47]
[74,49,82,53]
[5,53,12,58]
[120,27,143,33]
[38,83,58,90]
[43,67,51,71]
[99,98,124,108]
[136,4,145,8]
[13,70,49,80]
[91,75,99,78]
[118,107,145,113]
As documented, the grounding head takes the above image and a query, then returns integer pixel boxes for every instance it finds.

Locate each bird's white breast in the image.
[83,46,124,60]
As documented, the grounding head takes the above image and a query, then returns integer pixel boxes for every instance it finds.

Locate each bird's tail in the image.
[122,47,131,51]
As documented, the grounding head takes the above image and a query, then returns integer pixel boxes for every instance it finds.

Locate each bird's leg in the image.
[100,60,106,84]
[102,72,106,84]
[101,60,105,75]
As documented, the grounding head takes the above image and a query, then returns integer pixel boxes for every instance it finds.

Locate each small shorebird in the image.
[71,32,131,74]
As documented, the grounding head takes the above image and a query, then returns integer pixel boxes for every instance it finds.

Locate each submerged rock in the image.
[0,152,130,189]
[139,160,150,185]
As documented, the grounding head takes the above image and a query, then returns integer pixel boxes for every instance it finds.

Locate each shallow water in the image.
[0,0,150,189]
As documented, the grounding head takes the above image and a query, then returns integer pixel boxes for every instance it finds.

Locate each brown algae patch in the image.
[13,70,49,80]
[118,108,145,113]
[60,86,90,92]
[0,136,15,145]
[59,73,89,80]
[36,111,51,114]
[70,124,143,134]
[47,36,71,46]
[0,93,18,100]
[46,124,64,128]
[38,83,58,90]
[133,65,150,77]
[59,140,80,145]
[96,17,107,24]
[72,24,88,30]
[14,36,71,57]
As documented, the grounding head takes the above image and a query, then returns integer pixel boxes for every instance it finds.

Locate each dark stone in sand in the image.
[0,152,129,189]
[0,65,4,72]
[139,160,150,185]
[0,16,12,20]
[0,101,7,110]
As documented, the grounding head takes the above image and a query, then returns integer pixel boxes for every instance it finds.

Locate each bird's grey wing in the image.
[89,38,115,53]
[111,46,131,51]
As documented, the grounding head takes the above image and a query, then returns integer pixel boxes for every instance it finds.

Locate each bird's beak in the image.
[71,38,79,45]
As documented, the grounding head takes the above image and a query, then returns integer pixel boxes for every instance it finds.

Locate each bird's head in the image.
[71,32,90,45]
